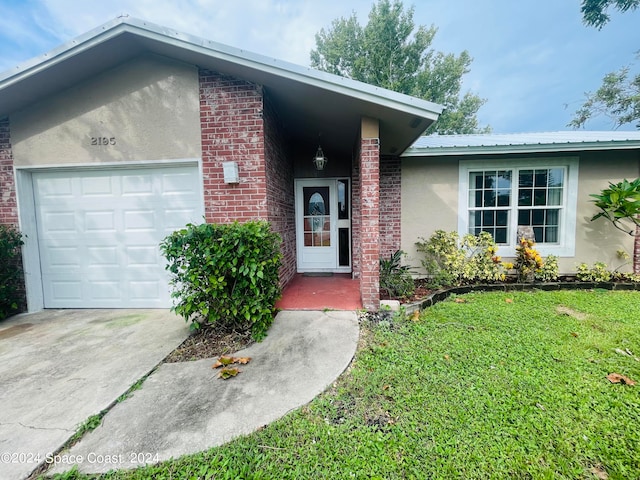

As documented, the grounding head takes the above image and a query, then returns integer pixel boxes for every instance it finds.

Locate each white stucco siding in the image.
[11,54,201,166]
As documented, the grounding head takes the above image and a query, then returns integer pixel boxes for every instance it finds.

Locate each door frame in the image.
[295,178,351,273]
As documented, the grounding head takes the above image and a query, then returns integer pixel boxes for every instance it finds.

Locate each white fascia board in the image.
[402,140,640,157]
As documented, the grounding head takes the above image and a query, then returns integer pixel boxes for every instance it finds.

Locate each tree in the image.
[569,0,640,129]
[589,178,640,273]
[310,0,489,134]
[581,0,640,29]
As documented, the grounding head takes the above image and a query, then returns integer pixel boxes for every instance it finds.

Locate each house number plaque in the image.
[90,137,116,146]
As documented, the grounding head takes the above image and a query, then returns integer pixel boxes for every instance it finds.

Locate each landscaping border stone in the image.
[402,281,640,316]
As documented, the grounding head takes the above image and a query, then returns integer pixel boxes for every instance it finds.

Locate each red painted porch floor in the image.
[276,274,362,310]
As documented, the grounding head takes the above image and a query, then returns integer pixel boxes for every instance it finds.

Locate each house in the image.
[401,132,640,274]
[0,17,442,312]
[1,18,639,315]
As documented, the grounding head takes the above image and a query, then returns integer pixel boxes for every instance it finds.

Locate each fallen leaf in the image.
[382,385,390,391]
[212,360,223,369]
[505,298,513,304]
[218,355,235,365]
[444,354,450,361]
[411,310,420,321]
[570,332,579,337]
[607,373,636,385]
[590,464,608,479]
[536,403,545,411]
[454,298,466,303]
[235,357,252,365]
[218,367,241,379]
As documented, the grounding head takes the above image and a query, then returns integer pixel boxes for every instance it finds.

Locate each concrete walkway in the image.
[0,309,190,480]
[2,309,359,478]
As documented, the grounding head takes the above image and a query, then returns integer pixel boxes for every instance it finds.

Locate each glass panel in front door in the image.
[303,186,331,247]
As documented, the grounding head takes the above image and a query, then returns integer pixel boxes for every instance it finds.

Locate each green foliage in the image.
[310,0,490,134]
[0,225,24,320]
[514,237,544,282]
[416,230,506,287]
[379,250,415,299]
[589,178,640,234]
[569,58,640,130]
[576,261,613,282]
[160,221,282,340]
[581,0,640,28]
[535,254,560,282]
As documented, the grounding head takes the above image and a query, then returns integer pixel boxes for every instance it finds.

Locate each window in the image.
[459,158,578,256]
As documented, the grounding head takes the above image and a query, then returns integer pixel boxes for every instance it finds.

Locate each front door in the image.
[295,178,351,272]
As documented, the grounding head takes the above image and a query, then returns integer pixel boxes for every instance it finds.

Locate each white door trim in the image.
[295,178,351,273]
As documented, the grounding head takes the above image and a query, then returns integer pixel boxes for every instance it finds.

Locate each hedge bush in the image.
[161,221,282,340]
[0,225,24,320]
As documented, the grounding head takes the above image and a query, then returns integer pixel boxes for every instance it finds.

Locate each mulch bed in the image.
[164,323,254,363]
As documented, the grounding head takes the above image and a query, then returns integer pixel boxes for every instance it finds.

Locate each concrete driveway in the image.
[0,309,190,480]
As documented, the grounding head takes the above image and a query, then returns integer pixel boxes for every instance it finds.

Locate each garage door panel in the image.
[33,165,202,308]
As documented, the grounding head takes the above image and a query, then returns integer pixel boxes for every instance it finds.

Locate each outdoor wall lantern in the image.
[313,145,328,171]
[222,161,239,184]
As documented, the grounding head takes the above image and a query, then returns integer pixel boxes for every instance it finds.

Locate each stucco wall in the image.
[401,151,639,274]
[11,54,201,165]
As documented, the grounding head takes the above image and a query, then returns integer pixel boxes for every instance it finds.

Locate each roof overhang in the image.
[0,17,443,157]
[403,132,640,157]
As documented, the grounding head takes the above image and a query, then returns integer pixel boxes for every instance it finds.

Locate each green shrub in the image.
[416,230,466,288]
[416,230,506,288]
[379,250,415,299]
[0,225,24,320]
[576,261,612,282]
[160,221,282,340]
[535,254,559,282]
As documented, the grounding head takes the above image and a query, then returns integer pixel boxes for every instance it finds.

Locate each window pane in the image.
[483,210,495,226]
[546,209,559,226]
[518,209,531,225]
[484,171,496,189]
[471,190,481,207]
[532,210,544,225]
[548,187,562,206]
[545,226,558,243]
[548,168,564,187]
[483,190,496,207]
[471,172,483,189]
[534,188,547,206]
[519,170,533,187]
[533,227,543,242]
[497,189,510,206]
[496,210,508,226]
[519,188,532,206]
[495,227,508,244]
[534,170,548,187]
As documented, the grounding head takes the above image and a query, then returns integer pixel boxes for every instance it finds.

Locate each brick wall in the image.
[199,70,268,223]
[263,94,296,286]
[351,156,361,279]
[0,117,18,226]
[0,117,26,313]
[359,137,380,310]
[379,155,401,258]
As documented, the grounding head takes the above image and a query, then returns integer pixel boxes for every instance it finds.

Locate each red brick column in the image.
[379,156,401,258]
[634,222,639,275]
[199,71,268,223]
[0,117,18,226]
[359,137,380,310]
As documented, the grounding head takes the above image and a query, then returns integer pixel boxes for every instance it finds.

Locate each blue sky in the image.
[0,0,638,133]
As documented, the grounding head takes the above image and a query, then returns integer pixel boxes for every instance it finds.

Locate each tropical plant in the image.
[590,178,640,273]
[379,250,415,299]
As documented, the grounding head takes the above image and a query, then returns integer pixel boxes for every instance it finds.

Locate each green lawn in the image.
[52,290,640,480]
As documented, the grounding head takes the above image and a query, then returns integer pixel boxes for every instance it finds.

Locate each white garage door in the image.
[33,165,203,308]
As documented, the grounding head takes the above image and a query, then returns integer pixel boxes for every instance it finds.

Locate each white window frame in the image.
[458,157,579,257]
